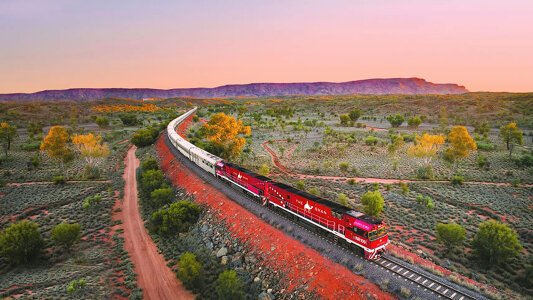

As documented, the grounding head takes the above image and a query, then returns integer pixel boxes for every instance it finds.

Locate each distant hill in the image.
[0,78,468,102]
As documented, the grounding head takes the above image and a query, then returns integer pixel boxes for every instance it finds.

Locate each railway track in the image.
[374,256,476,300]
[163,133,485,300]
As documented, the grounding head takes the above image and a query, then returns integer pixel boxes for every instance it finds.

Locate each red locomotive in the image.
[216,161,388,259]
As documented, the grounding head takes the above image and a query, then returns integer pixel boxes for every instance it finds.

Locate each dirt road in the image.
[261,141,532,187]
[121,146,194,300]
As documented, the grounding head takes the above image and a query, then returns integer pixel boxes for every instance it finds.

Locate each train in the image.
[166,107,388,260]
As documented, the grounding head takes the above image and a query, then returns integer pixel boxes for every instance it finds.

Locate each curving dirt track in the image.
[121,146,194,300]
[261,140,533,187]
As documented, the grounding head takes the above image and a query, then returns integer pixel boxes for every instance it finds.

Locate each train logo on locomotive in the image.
[304,201,314,211]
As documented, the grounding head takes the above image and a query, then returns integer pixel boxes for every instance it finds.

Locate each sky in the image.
[0,0,532,93]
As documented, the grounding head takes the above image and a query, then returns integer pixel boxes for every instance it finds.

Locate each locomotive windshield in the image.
[368,226,387,241]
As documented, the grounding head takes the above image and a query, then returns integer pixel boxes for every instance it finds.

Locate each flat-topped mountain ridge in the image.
[0,78,468,101]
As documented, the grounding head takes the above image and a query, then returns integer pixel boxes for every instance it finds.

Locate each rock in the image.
[200,224,208,233]
[206,241,213,250]
[245,255,257,264]
[254,277,261,283]
[221,256,228,265]
[217,247,228,258]
[258,291,275,300]
[267,288,273,294]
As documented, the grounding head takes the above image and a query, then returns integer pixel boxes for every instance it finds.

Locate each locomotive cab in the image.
[343,210,388,259]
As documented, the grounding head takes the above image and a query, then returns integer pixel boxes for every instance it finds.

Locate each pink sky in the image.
[0,0,532,93]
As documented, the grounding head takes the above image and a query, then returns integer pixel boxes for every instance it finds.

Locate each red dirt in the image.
[261,141,533,187]
[156,134,393,300]
[121,146,194,300]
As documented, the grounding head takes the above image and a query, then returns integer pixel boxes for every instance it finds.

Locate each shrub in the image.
[119,113,139,126]
[451,175,464,185]
[477,155,488,169]
[29,154,40,168]
[51,223,81,250]
[53,175,66,185]
[150,187,174,207]
[407,116,422,128]
[150,201,201,235]
[141,169,165,196]
[339,114,351,125]
[0,221,44,265]
[84,165,102,179]
[399,182,409,195]
[66,278,87,295]
[361,190,384,216]
[472,220,523,265]
[295,180,306,190]
[192,115,200,122]
[83,194,103,209]
[95,116,109,128]
[347,179,356,185]
[435,223,466,251]
[258,164,270,176]
[349,109,362,122]
[416,166,434,179]
[337,193,349,206]
[386,114,405,128]
[416,194,434,209]
[339,162,349,173]
[514,152,533,168]
[215,270,245,300]
[141,157,159,171]
[308,187,320,196]
[21,141,41,151]
[178,252,203,289]
[476,140,495,151]
[364,136,378,146]
[131,128,157,147]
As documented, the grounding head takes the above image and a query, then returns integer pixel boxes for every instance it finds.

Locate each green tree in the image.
[337,193,349,206]
[386,114,405,128]
[499,122,523,157]
[95,116,109,128]
[215,270,245,300]
[132,128,156,147]
[0,122,17,157]
[339,114,350,126]
[472,220,523,265]
[177,252,203,289]
[150,187,174,207]
[435,223,466,251]
[119,113,139,126]
[407,116,422,128]
[150,201,201,235]
[349,108,362,122]
[51,222,81,250]
[361,190,384,216]
[0,221,44,264]
[258,164,270,176]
